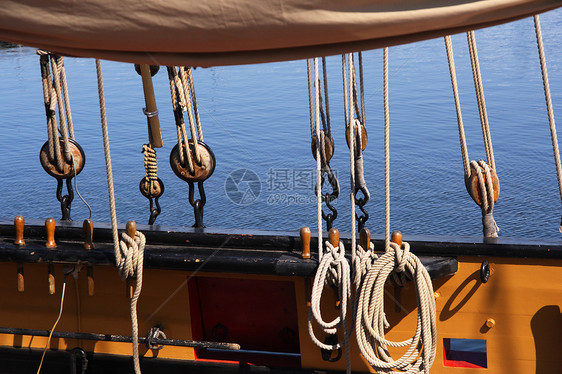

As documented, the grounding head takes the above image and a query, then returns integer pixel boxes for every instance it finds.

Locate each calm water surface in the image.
[1,10,562,240]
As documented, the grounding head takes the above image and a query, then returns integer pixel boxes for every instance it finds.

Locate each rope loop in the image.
[356,241,436,374]
[117,230,146,280]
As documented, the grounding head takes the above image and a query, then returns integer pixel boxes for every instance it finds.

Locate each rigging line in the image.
[187,67,204,142]
[534,14,562,232]
[359,52,366,128]
[314,58,323,261]
[58,56,74,139]
[444,35,471,177]
[179,67,201,164]
[36,276,67,374]
[307,59,315,139]
[383,47,390,252]
[72,154,92,220]
[321,57,331,137]
[342,54,349,127]
[467,31,495,170]
[50,55,72,164]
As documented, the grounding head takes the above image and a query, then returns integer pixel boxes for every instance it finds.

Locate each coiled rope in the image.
[307,239,352,373]
[355,242,436,374]
[96,59,145,374]
[142,144,158,194]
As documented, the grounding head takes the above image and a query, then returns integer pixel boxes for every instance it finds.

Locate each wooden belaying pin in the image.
[126,220,136,299]
[87,266,95,297]
[328,228,340,247]
[391,230,403,313]
[391,231,403,247]
[139,64,163,148]
[17,263,24,293]
[14,216,25,246]
[360,228,371,250]
[83,219,94,250]
[48,263,55,295]
[300,227,311,259]
[45,218,56,248]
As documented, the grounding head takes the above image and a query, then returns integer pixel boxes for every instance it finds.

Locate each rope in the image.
[179,67,202,164]
[347,54,357,275]
[143,144,158,194]
[444,35,499,237]
[534,14,562,232]
[96,59,144,374]
[355,242,436,374]
[37,276,67,374]
[383,48,390,252]
[307,240,352,373]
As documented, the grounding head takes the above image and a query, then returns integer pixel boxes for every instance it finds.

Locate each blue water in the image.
[1,10,562,239]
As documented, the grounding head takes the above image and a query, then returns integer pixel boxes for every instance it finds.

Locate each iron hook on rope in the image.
[346,119,370,231]
[311,131,339,229]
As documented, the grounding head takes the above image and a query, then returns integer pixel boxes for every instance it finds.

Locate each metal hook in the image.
[56,177,74,221]
[188,181,206,228]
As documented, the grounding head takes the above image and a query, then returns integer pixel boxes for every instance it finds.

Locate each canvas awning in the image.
[0,0,560,66]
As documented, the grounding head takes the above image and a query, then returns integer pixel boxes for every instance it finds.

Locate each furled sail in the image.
[0,0,560,66]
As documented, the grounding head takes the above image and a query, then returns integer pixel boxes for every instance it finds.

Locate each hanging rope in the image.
[444,35,500,237]
[307,57,340,232]
[343,53,370,232]
[533,15,562,232]
[96,59,145,374]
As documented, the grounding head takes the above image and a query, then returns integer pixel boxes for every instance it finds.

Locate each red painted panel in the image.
[188,276,301,367]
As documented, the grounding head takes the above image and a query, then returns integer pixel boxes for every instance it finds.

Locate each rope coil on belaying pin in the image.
[307,229,352,369]
[139,144,164,225]
[355,234,437,374]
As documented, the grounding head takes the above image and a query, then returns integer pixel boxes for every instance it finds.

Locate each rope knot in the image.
[117,230,146,280]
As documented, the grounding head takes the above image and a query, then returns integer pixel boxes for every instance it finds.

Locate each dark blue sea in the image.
[1,10,562,240]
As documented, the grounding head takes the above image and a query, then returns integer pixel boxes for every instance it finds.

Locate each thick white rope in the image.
[347,54,357,275]
[313,58,323,260]
[96,59,144,374]
[307,240,352,373]
[178,67,202,164]
[534,15,562,232]
[355,242,436,374]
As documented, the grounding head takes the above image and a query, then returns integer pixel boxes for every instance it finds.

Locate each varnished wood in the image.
[39,138,85,179]
[140,64,163,148]
[328,228,339,247]
[360,228,371,250]
[87,266,94,297]
[45,218,56,248]
[126,221,136,299]
[310,133,334,162]
[169,142,216,183]
[391,231,403,246]
[83,219,94,250]
[466,163,500,206]
[346,121,368,151]
[48,264,55,295]
[17,263,24,292]
[300,227,311,259]
[14,216,25,246]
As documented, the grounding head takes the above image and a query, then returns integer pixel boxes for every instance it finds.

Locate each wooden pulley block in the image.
[39,138,85,179]
[311,132,334,162]
[139,177,164,199]
[134,64,160,76]
[465,163,500,206]
[170,141,216,183]
[345,121,367,151]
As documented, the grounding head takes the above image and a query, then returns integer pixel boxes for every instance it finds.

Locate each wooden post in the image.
[328,228,339,247]
[126,221,136,299]
[17,263,24,293]
[14,216,25,246]
[48,263,55,295]
[300,227,311,259]
[45,218,56,248]
[139,64,163,148]
[360,228,371,250]
[391,230,403,312]
[83,219,94,250]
